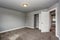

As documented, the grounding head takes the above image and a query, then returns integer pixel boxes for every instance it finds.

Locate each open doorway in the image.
[34,14,39,29]
[50,9,56,34]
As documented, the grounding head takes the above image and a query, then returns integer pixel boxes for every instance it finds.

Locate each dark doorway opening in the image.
[34,14,39,29]
[50,10,56,34]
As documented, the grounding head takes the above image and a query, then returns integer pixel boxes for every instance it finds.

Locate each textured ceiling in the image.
[0,0,59,13]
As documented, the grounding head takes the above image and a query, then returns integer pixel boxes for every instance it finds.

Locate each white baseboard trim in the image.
[25,26,34,29]
[28,27,34,29]
[0,26,34,33]
[56,34,59,38]
[56,34,60,40]
[0,27,25,33]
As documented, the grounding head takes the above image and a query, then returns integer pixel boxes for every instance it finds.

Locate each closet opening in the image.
[50,9,56,34]
[34,14,39,29]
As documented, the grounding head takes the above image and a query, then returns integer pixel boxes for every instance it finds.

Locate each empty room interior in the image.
[0,0,60,40]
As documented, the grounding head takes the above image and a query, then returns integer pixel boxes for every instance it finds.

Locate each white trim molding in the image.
[0,27,25,33]
[49,7,59,38]
[25,26,34,29]
[0,26,34,33]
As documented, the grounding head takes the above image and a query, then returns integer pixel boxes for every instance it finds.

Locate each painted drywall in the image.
[48,3,58,10]
[0,7,25,32]
[57,1,60,39]
[25,10,41,28]
[39,9,51,32]
[26,9,51,32]
[48,2,60,39]
[40,11,51,32]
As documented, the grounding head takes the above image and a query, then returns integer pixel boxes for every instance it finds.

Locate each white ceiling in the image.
[0,0,59,13]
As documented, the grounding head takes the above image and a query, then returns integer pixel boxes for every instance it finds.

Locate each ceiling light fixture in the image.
[21,3,29,7]
[21,0,30,7]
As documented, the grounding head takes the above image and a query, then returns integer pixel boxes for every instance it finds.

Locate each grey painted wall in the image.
[0,7,25,32]
[0,3,59,39]
[48,2,60,40]
[25,10,41,28]
[25,9,51,32]
[48,3,58,10]
[48,2,60,39]
[40,11,51,32]
[57,1,60,40]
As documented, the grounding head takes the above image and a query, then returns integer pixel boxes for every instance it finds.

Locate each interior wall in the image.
[0,2,59,37]
[57,1,60,40]
[48,2,59,39]
[40,11,50,32]
[0,7,25,32]
[25,9,51,32]
[48,3,58,10]
[25,10,41,28]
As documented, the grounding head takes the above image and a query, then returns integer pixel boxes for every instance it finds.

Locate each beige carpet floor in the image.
[0,27,58,40]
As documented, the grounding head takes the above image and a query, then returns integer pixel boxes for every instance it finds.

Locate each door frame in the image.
[34,14,39,29]
[49,7,58,37]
